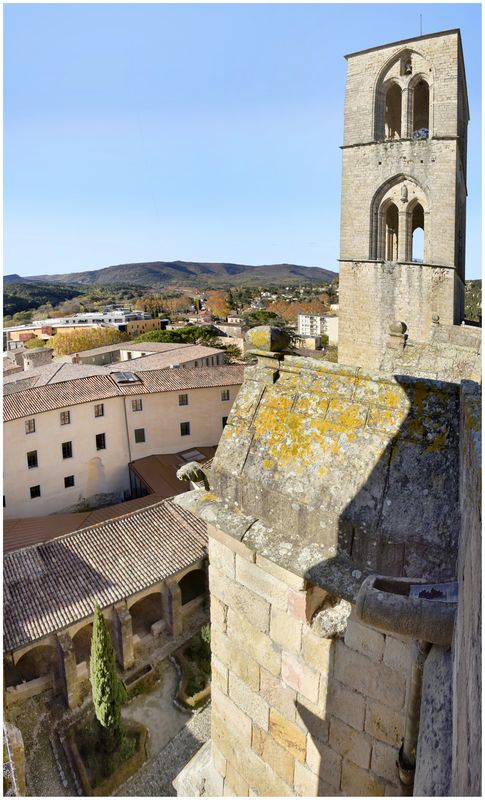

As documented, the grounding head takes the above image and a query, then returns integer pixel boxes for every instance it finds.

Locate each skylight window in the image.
[111,371,141,384]
[182,449,205,462]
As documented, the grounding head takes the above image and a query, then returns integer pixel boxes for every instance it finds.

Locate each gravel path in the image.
[118,705,211,796]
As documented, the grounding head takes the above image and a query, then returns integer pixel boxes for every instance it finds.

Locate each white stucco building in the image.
[3,365,244,518]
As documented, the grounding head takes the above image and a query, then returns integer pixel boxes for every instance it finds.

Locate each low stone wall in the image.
[431,322,482,350]
[5,674,53,707]
[181,595,205,619]
[208,528,410,796]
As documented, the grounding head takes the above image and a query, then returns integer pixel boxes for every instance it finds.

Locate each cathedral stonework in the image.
[338,30,469,370]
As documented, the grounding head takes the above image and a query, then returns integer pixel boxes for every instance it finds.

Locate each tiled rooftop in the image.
[129,447,217,495]
[3,498,207,651]
[3,494,166,553]
[121,342,199,353]
[3,362,112,392]
[113,344,224,370]
[3,365,245,421]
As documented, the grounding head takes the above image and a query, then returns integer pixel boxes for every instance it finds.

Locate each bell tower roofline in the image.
[344,28,461,60]
[344,28,469,119]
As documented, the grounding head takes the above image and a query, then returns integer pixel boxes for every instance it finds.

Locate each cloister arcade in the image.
[4,561,207,710]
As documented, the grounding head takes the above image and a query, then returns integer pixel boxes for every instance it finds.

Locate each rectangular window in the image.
[64,475,75,488]
[94,403,104,417]
[62,441,73,459]
[25,419,36,434]
[60,410,71,425]
[134,428,146,443]
[127,352,132,360]
[132,399,143,412]
[30,485,41,499]
[27,450,38,469]
[221,389,230,401]
[179,393,189,406]
[96,433,106,450]
[180,422,191,436]
[222,416,228,428]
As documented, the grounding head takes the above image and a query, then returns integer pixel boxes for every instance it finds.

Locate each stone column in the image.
[398,210,409,262]
[114,605,134,671]
[165,581,183,638]
[402,87,410,138]
[57,633,81,709]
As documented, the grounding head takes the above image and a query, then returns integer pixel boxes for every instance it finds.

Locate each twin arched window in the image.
[371,178,427,263]
[376,51,432,140]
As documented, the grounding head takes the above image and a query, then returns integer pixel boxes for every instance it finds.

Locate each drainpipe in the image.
[355,575,457,794]
[397,639,432,793]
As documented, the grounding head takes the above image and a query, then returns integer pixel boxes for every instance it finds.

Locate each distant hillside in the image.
[4,274,31,285]
[3,282,85,317]
[25,260,338,288]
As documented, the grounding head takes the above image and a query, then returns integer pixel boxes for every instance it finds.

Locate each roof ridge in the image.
[3,496,178,555]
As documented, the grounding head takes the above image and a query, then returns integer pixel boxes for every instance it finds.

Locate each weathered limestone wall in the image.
[451,381,481,796]
[379,323,481,382]
[208,526,410,796]
[340,140,460,268]
[338,260,461,369]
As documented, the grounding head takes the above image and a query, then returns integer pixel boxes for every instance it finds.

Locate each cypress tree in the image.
[89,604,126,751]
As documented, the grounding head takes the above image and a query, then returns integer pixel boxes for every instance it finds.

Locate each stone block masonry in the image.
[208,530,410,795]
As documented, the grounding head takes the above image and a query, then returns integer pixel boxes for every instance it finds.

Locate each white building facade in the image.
[3,366,243,518]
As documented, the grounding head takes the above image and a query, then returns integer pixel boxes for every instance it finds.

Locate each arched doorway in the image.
[72,623,93,665]
[129,592,163,637]
[178,569,206,606]
[385,84,402,139]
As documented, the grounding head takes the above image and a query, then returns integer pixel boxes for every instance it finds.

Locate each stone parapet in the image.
[202,527,409,795]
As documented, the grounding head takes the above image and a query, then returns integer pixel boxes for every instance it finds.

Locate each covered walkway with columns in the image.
[4,498,208,709]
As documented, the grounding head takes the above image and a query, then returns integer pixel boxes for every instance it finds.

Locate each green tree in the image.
[89,604,127,752]
[24,337,47,349]
[133,325,222,347]
[243,310,288,329]
[222,344,243,363]
[49,328,130,356]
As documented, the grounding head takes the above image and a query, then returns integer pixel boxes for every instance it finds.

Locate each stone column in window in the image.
[398,209,409,261]
[401,86,410,138]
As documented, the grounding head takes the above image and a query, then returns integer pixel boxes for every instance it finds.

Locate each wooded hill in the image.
[19,260,338,288]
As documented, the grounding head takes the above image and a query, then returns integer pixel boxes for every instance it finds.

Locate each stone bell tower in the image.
[338,29,469,369]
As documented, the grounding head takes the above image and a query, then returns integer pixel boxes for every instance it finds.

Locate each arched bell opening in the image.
[411,203,425,262]
[383,203,399,261]
[385,84,402,139]
[412,80,429,136]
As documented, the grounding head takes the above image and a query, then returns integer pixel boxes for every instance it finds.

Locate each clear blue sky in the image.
[4,3,482,279]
